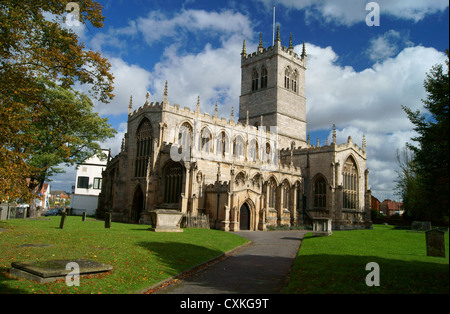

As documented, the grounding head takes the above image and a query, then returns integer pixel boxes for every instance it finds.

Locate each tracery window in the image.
[284,68,290,89]
[264,142,271,163]
[178,122,192,150]
[248,139,259,161]
[313,176,327,209]
[292,70,298,93]
[134,118,152,178]
[200,127,213,153]
[252,69,259,91]
[343,157,358,209]
[268,178,277,208]
[284,67,298,93]
[261,66,268,89]
[216,131,229,156]
[283,183,290,209]
[233,136,244,159]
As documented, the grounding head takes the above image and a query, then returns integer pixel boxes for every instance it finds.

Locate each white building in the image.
[70,149,110,216]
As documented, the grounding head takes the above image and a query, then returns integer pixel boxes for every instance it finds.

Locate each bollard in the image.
[82,211,86,221]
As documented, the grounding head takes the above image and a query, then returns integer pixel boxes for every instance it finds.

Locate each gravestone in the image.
[411,221,431,231]
[20,244,53,248]
[312,218,332,236]
[426,229,445,258]
[148,209,184,232]
[59,212,67,229]
[105,212,111,228]
[9,259,113,283]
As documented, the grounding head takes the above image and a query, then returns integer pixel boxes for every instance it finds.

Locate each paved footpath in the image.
[153,230,307,294]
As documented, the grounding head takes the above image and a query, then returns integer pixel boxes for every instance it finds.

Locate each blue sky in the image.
[53,0,449,203]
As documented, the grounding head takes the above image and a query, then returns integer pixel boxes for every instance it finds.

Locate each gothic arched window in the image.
[248,139,259,161]
[178,122,192,150]
[343,156,358,209]
[283,181,290,209]
[313,175,327,209]
[252,69,259,91]
[292,70,298,93]
[200,127,213,153]
[134,118,152,178]
[268,178,277,208]
[233,136,244,159]
[284,67,290,89]
[261,66,268,89]
[216,131,229,156]
[264,142,271,163]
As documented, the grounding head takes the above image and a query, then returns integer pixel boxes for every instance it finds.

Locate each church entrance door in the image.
[132,186,144,224]
[240,203,250,230]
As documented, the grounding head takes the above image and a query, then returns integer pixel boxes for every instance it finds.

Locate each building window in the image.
[135,118,152,178]
[77,176,89,189]
[264,143,271,163]
[200,127,212,153]
[252,69,259,91]
[178,122,192,150]
[292,70,298,93]
[216,131,229,157]
[233,136,244,159]
[261,66,268,89]
[284,67,290,89]
[248,139,258,161]
[283,184,290,209]
[285,67,298,93]
[93,177,102,189]
[268,179,277,208]
[343,157,358,209]
[313,176,327,209]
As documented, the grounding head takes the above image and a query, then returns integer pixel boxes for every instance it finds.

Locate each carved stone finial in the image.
[163,80,168,103]
[332,124,336,144]
[128,95,133,115]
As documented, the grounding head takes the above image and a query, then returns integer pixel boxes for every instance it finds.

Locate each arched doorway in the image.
[132,186,144,224]
[240,203,250,230]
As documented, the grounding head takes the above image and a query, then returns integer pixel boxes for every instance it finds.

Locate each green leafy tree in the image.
[401,50,449,225]
[27,78,116,198]
[0,1,114,203]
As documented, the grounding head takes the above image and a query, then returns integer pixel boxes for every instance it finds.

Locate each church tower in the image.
[238,27,307,148]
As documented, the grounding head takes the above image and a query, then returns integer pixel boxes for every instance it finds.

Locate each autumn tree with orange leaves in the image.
[0,1,115,213]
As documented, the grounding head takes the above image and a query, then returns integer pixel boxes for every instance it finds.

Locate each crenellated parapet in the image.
[241,27,307,69]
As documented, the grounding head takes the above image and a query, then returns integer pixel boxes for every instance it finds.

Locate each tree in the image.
[395,146,424,221]
[0,1,114,203]
[401,50,449,225]
[25,78,116,216]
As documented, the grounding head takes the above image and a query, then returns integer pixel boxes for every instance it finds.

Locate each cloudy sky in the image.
[51,0,449,203]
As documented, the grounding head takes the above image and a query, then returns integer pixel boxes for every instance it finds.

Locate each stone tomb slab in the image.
[10,259,113,283]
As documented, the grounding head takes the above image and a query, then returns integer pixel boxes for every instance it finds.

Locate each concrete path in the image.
[154,230,307,294]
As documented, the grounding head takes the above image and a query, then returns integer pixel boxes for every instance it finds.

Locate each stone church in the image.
[97,28,372,231]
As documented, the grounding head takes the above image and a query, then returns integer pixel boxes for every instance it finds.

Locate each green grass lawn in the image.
[0,216,248,294]
[284,224,449,294]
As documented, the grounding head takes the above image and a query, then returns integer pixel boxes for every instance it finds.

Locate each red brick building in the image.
[380,199,403,217]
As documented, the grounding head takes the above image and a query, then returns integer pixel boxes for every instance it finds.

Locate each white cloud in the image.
[303,43,446,200]
[148,36,245,118]
[303,43,446,132]
[366,29,414,62]
[93,57,153,116]
[136,9,253,45]
[257,0,448,25]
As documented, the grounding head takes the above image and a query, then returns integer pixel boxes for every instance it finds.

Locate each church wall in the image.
[98,30,372,231]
